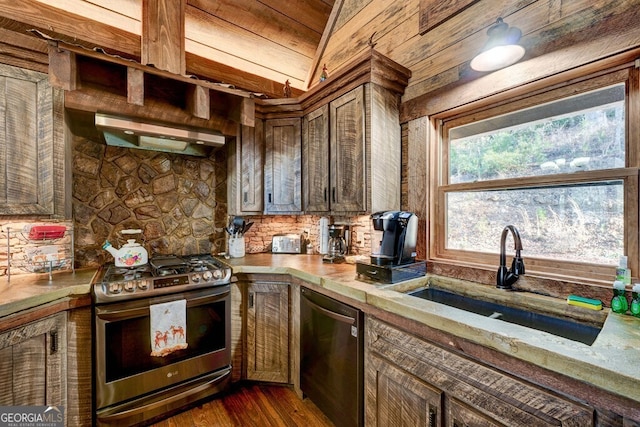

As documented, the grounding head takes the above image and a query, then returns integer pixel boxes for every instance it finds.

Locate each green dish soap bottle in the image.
[631,284,640,318]
[611,280,628,314]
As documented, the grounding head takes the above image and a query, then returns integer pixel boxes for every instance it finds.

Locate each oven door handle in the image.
[96,306,148,321]
[95,289,230,321]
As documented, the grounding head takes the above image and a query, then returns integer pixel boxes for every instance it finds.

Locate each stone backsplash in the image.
[72,135,227,267]
[71,134,375,267]
[235,214,372,256]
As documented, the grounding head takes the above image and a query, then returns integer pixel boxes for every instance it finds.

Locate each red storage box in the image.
[28,225,67,240]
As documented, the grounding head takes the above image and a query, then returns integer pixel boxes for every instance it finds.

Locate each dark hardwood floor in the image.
[150,383,335,426]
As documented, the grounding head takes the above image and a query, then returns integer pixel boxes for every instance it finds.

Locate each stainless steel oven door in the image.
[94,285,231,410]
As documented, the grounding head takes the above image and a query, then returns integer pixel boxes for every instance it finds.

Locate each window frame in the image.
[429,65,640,285]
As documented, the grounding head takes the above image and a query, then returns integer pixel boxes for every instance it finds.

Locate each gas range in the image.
[93,253,232,303]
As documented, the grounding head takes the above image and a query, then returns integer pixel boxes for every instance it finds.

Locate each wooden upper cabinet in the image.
[241,121,264,213]
[302,105,330,212]
[303,83,401,215]
[330,86,366,213]
[228,122,264,215]
[264,118,302,214]
[0,64,67,217]
[256,50,410,215]
[367,83,402,213]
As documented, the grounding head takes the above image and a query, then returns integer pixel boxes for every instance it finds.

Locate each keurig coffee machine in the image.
[356,211,426,283]
[370,211,418,265]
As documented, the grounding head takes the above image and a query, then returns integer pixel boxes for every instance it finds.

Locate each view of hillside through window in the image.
[446,84,625,265]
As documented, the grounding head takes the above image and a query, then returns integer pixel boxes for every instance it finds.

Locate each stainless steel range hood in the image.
[95,113,225,156]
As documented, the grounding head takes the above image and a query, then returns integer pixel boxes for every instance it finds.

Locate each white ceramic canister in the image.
[229,236,245,258]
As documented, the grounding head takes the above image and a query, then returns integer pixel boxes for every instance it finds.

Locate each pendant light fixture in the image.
[470,17,525,72]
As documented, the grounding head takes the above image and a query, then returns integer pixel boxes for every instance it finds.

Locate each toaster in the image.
[271,234,305,254]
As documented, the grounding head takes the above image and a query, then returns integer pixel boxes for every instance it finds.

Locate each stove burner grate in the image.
[95,253,231,303]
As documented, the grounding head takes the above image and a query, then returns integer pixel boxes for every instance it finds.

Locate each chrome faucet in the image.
[497,225,525,290]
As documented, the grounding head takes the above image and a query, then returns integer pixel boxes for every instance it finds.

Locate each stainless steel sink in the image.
[408,287,602,345]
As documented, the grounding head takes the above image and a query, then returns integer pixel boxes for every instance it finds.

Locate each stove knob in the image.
[202,271,213,282]
[124,281,136,292]
[192,273,201,283]
[138,280,149,291]
[212,269,223,280]
[109,282,123,294]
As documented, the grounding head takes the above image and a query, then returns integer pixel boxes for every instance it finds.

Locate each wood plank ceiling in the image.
[0,0,336,99]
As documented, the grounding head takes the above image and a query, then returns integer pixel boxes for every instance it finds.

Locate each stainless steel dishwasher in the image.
[300,287,363,427]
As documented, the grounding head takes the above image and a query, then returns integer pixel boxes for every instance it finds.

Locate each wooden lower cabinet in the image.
[0,311,67,407]
[245,280,290,382]
[365,316,594,427]
[367,352,442,426]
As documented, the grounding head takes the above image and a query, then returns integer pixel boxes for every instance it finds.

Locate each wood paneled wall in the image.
[324,0,640,268]
[317,0,640,119]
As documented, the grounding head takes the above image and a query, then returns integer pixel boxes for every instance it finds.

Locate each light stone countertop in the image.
[223,253,640,404]
[1,254,638,404]
[0,268,98,318]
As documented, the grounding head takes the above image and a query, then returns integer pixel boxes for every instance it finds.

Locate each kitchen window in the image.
[434,67,639,283]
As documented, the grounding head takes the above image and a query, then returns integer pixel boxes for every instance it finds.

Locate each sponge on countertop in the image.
[567,294,603,310]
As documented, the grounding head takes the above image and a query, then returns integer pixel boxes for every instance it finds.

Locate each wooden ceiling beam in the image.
[65,86,238,137]
[48,45,78,91]
[52,41,252,99]
[0,0,316,98]
[0,0,140,59]
[185,51,304,99]
[127,68,145,107]
[49,40,254,128]
[143,0,186,75]
[305,0,344,89]
[186,85,211,120]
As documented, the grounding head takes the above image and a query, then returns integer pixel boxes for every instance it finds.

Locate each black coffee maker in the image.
[356,211,425,283]
[322,224,347,263]
[370,211,418,265]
